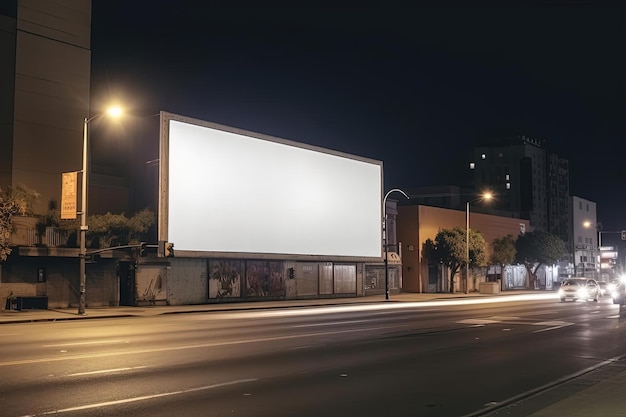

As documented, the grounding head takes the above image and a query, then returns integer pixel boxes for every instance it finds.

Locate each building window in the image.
[469,162,475,169]
[505,174,510,180]
[481,153,486,159]
[586,203,589,211]
[506,182,511,189]
[579,201,583,209]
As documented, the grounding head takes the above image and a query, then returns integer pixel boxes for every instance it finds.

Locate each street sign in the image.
[61,171,77,219]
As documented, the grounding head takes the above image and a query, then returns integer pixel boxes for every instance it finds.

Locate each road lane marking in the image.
[533,321,570,326]
[0,325,407,367]
[20,378,258,417]
[457,319,501,325]
[458,318,576,332]
[43,340,129,347]
[533,323,574,333]
[67,366,148,376]
[292,320,370,327]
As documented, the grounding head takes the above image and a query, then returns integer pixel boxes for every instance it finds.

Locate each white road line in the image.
[533,323,574,333]
[520,310,558,316]
[68,366,148,376]
[459,318,576,332]
[292,320,370,327]
[533,321,570,326]
[44,340,129,347]
[457,319,501,325]
[0,325,407,367]
[20,378,257,417]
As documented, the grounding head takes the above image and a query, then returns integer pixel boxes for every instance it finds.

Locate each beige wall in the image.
[398,205,530,293]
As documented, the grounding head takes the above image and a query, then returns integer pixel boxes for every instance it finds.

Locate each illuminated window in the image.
[506,182,511,189]
[469,162,475,169]
[505,174,510,180]
[481,154,486,159]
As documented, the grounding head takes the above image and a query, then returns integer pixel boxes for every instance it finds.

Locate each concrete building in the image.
[571,196,598,279]
[469,135,571,247]
[0,0,92,215]
[397,204,530,293]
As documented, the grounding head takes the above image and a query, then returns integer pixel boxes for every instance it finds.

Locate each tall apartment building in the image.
[468,135,571,248]
[0,1,92,215]
[571,196,598,278]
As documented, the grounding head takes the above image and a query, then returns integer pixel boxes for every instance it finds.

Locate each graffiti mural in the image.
[208,260,242,299]
[245,260,285,297]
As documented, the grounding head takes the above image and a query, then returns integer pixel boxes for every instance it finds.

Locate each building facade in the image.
[570,196,598,279]
[397,204,530,293]
[469,135,571,246]
[0,0,92,214]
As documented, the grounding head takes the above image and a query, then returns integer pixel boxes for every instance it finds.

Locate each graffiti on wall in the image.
[209,260,242,299]
[246,260,285,297]
[136,268,167,305]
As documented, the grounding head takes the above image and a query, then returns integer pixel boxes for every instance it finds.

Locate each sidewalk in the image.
[1,290,624,417]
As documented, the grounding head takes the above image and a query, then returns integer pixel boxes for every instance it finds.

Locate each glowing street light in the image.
[78,106,123,315]
[466,191,493,294]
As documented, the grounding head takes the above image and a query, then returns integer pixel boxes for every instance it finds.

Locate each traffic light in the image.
[165,242,174,257]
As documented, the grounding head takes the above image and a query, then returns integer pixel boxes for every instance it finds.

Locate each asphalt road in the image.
[0,296,624,417]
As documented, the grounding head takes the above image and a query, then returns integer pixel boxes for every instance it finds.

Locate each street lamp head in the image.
[106,106,123,118]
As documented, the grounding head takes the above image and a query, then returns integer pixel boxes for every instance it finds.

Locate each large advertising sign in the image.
[159,112,383,261]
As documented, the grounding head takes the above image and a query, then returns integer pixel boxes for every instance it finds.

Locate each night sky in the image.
[90,2,626,237]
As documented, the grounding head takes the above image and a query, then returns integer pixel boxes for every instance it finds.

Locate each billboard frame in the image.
[158,111,384,262]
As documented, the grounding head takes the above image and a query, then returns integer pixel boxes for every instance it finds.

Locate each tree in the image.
[490,234,517,286]
[0,184,40,261]
[86,209,155,249]
[514,230,566,289]
[426,226,488,293]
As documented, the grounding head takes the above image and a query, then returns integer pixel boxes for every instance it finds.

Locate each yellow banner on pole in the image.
[61,171,77,219]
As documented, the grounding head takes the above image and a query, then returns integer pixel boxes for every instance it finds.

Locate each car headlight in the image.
[577,288,589,298]
[608,283,616,292]
[558,289,564,296]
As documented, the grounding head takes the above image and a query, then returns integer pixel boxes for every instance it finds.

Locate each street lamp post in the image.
[383,188,410,300]
[78,107,122,315]
[466,201,470,294]
[465,192,493,294]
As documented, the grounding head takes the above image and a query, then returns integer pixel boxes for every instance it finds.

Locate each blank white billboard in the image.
[159,113,383,260]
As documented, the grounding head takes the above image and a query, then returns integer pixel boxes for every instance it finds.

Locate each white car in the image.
[558,278,600,302]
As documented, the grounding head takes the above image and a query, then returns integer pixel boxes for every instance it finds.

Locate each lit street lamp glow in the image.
[78,107,123,315]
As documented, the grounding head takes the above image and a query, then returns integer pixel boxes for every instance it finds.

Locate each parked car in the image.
[558,278,600,302]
